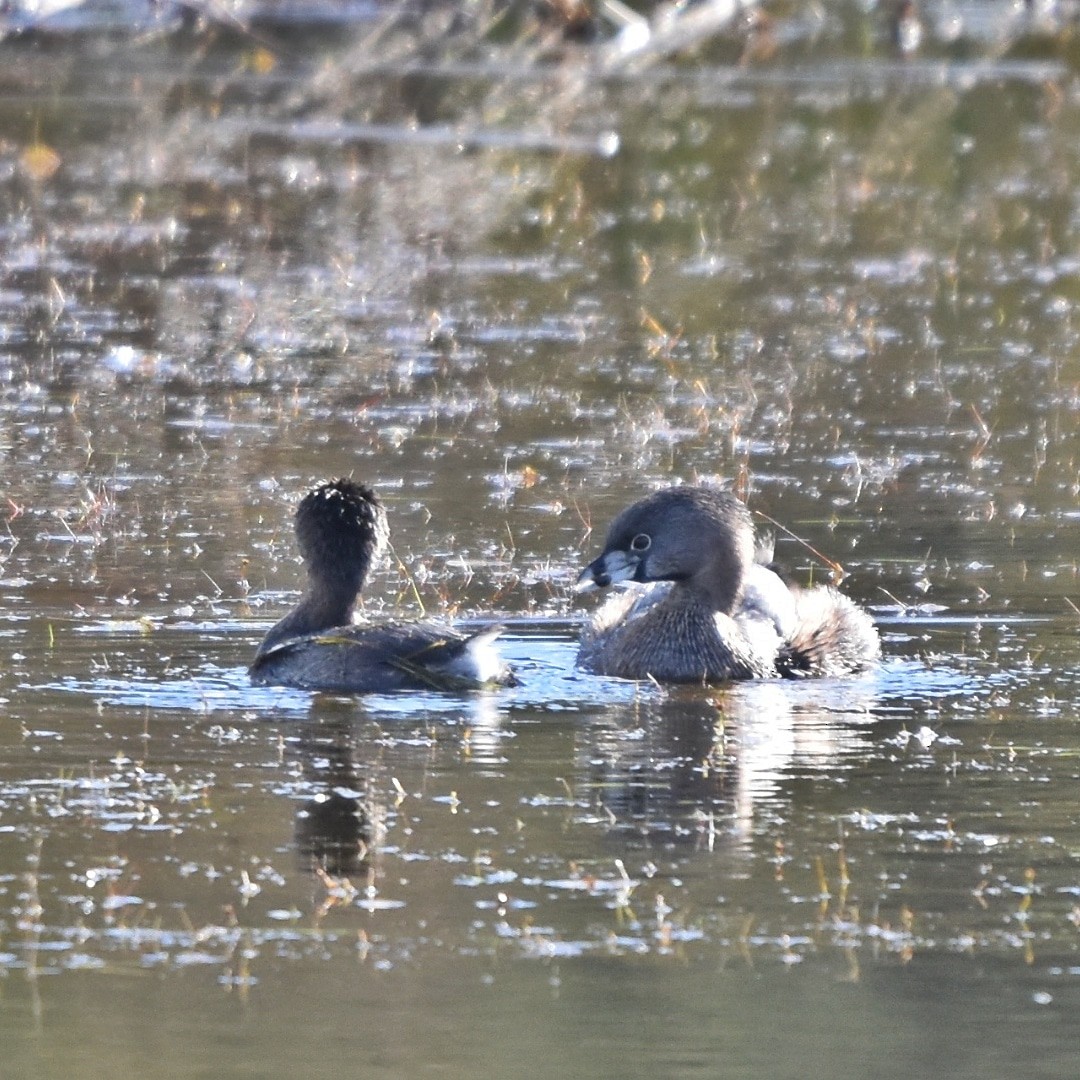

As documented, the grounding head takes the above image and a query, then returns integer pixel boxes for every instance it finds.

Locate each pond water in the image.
[3,1,1080,1077]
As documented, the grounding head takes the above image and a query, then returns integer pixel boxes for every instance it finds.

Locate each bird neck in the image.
[256,571,361,656]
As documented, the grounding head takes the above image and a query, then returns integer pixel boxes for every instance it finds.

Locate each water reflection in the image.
[292,715,375,879]
[577,676,883,853]
[6,609,1080,1076]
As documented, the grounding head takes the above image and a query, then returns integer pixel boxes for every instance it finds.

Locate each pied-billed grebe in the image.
[250,479,515,692]
[575,485,880,683]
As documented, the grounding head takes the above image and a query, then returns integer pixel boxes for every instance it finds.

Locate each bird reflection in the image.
[578,678,880,850]
[287,693,503,884]
[296,788,370,879]
[293,714,378,880]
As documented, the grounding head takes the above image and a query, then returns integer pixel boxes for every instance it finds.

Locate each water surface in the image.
[3,1,1080,1077]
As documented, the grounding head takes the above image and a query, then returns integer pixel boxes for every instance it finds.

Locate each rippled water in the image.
[3,1,1080,1077]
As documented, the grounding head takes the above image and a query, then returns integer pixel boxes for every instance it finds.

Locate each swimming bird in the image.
[250,479,515,692]
[575,485,879,683]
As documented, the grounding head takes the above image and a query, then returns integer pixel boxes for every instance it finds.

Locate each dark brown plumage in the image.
[576,485,879,684]
[251,479,514,692]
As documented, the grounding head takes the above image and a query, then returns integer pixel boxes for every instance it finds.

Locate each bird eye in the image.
[630,533,651,552]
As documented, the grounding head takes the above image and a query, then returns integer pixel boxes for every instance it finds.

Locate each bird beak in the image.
[574,550,639,593]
